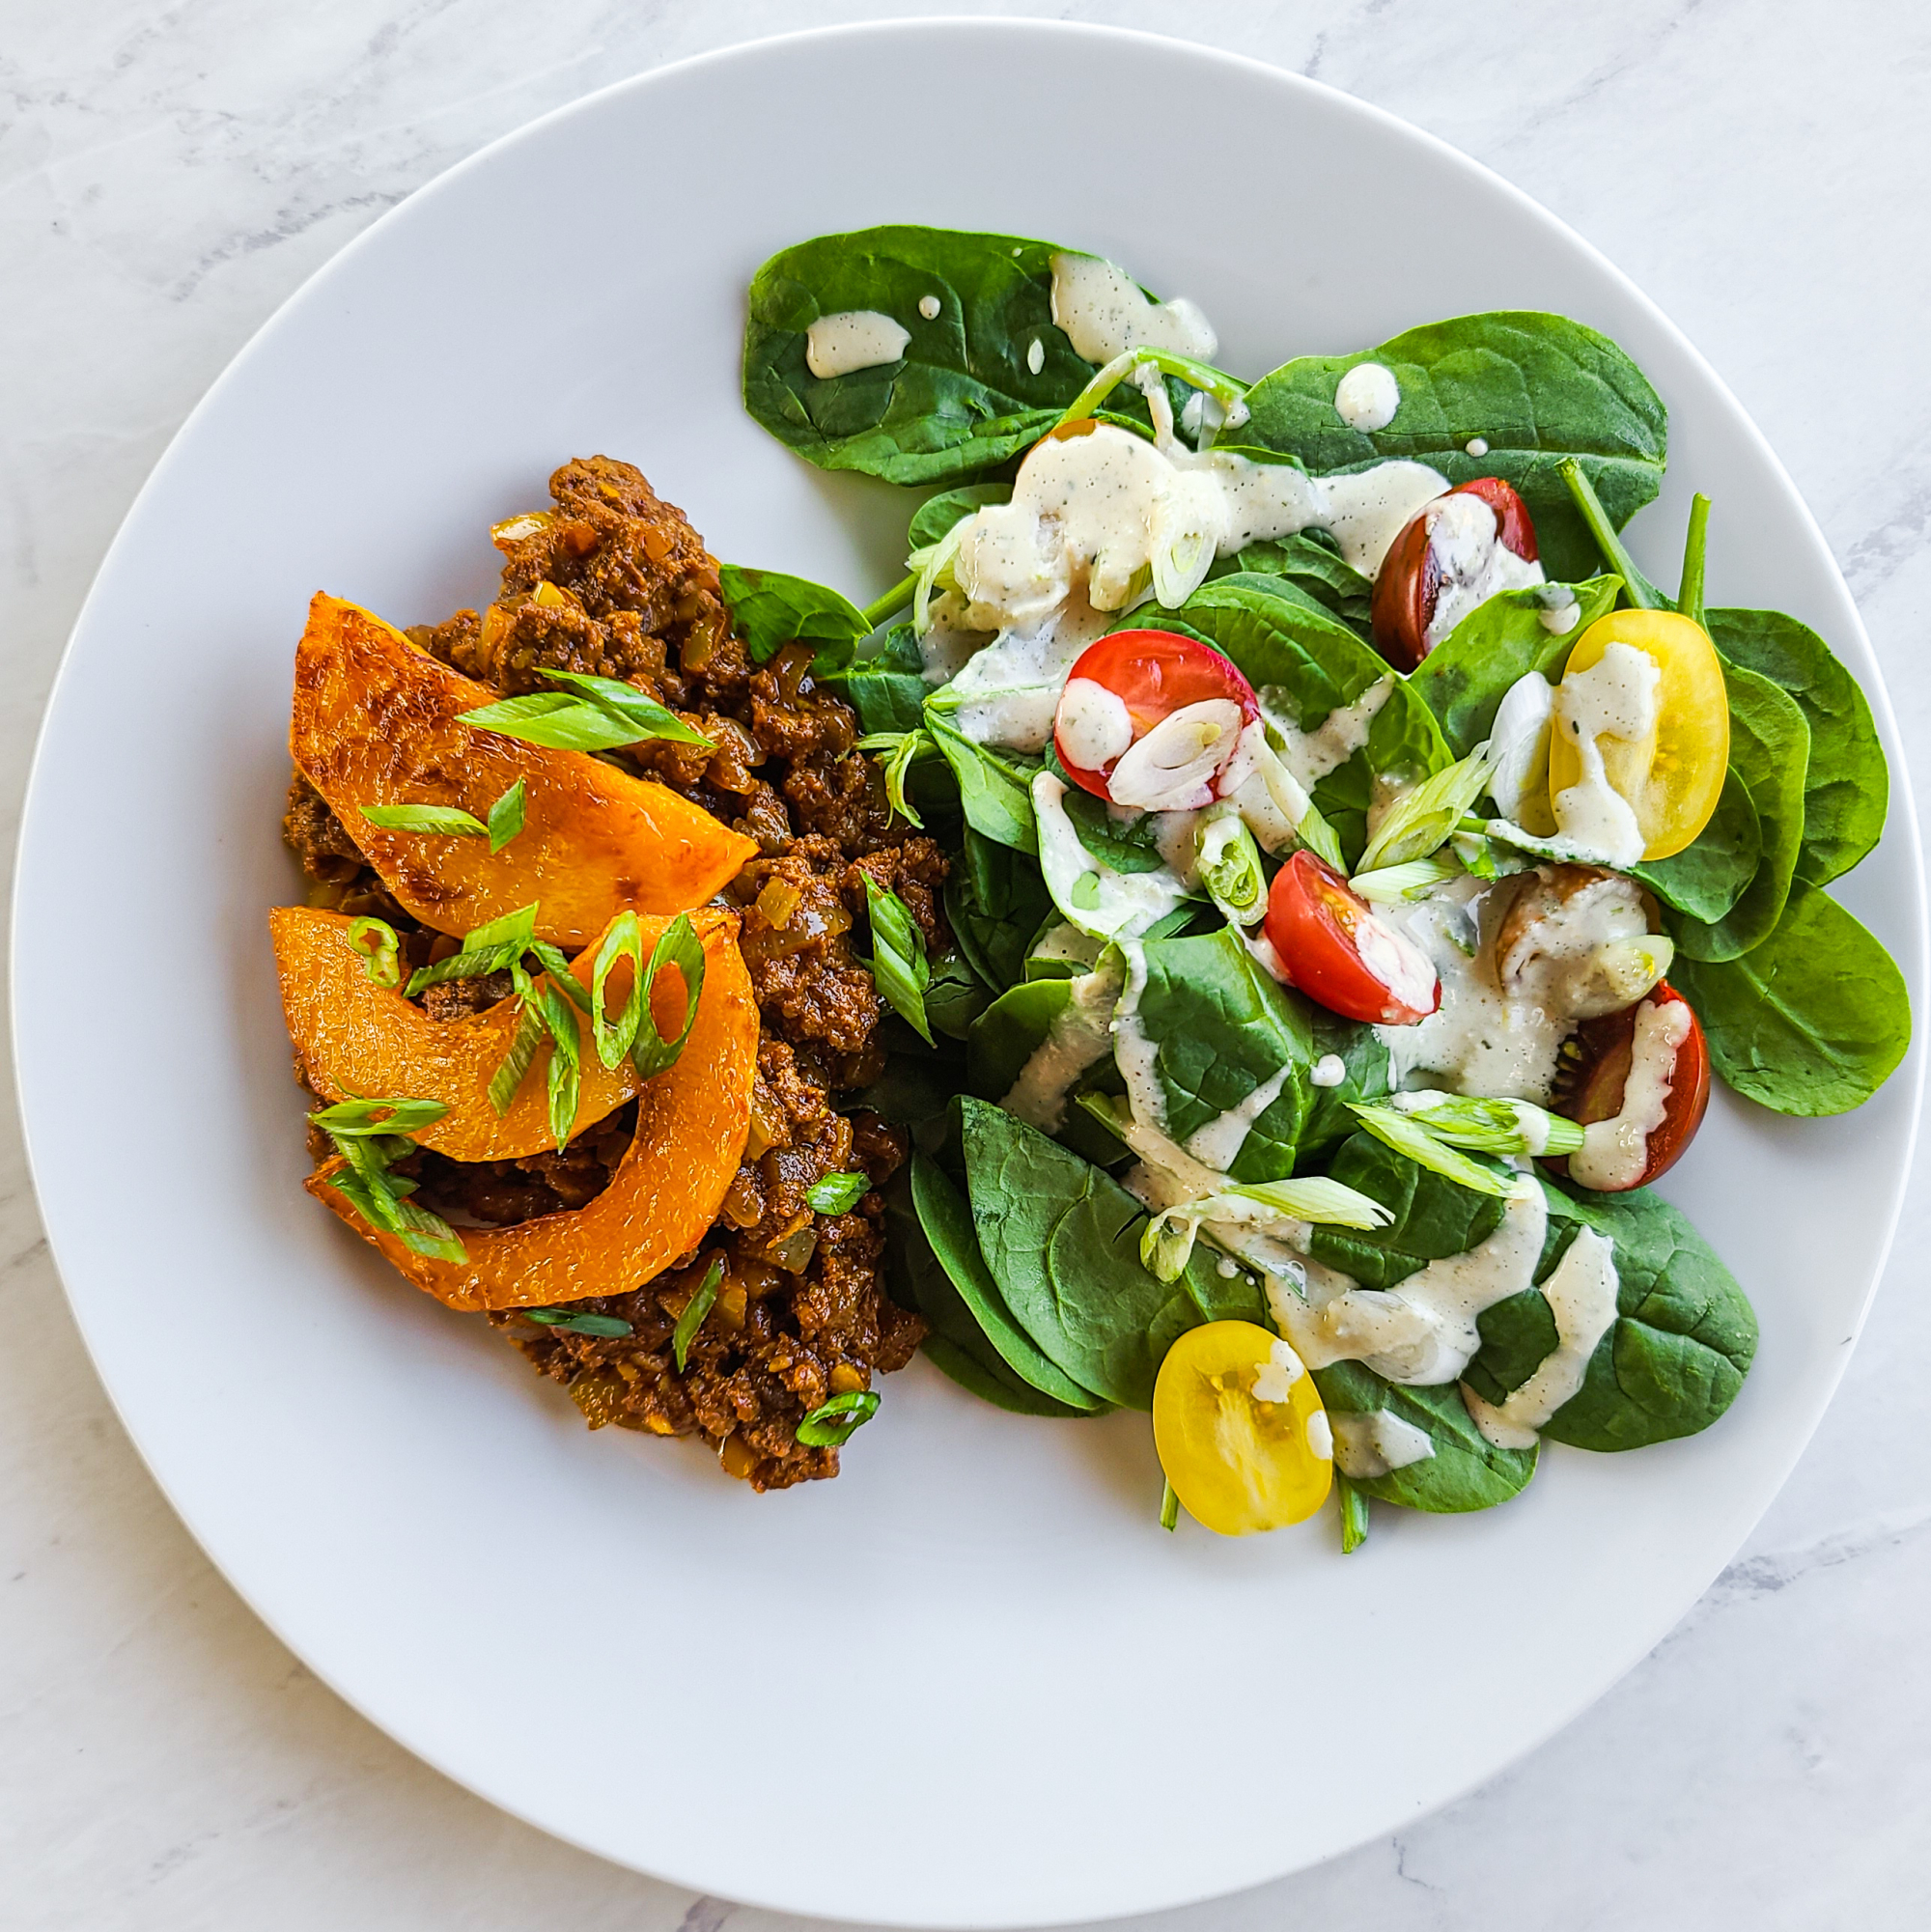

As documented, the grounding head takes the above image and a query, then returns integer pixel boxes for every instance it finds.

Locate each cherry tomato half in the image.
[1369,477,1541,672]
[1549,982,1711,1191]
[1052,630,1259,812]
[1263,850,1441,1026]
[1153,1322,1332,1536]
[1544,607,1729,861]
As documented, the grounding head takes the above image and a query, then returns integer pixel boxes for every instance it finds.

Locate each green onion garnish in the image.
[629,914,707,1080]
[487,777,527,853]
[862,875,933,1046]
[459,671,712,752]
[1356,748,1496,876]
[854,729,931,829]
[672,1256,725,1372]
[1346,1103,1519,1197]
[804,1171,871,1215]
[521,1307,634,1338]
[307,1095,448,1137]
[346,917,402,988]
[1160,1478,1180,1532]
[360,802,490,838]
[796,1389,881,1448]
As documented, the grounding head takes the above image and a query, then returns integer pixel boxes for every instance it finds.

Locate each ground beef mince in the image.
[284,456,933,1489]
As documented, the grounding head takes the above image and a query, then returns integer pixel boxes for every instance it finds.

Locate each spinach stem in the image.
[1159,1478,1180,1532]
[1676,493,1712,630]
[1337,1473,1370,1554]
[860,574,916,629]
[1558,458,1661,610]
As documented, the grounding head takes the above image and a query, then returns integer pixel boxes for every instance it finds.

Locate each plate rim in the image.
[13,16,1926,1923]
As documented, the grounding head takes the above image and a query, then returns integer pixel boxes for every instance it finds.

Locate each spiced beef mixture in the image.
[285,457,935,1489]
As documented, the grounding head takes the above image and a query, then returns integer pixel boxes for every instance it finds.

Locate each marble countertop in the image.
[6,3,1929,1925]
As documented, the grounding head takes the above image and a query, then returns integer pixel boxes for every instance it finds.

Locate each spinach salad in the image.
[733,224,1910,1545]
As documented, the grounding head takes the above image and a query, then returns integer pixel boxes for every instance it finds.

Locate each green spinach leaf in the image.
[1632,770,1761,924]
[1710,607,1888,887]
[1306,1132,1508,1290]
[910,482,1012,551]
[1406,574,1621,754]
[718,564,871,665]
[1207,530,1373,630]
[926,714,1040,853]
[743,226,1170,486]
[1313,1360,1537,1512]
[946,826,1054,994]
[1238,313,1668,580]
[811,620,929,734]
[1466,1179,1758,1451]
[1665,660,1809,963]
[959,1096,1244,1409]
[1672,886,1911,1115]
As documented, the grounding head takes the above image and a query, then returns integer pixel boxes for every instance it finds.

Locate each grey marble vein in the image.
[3,3,1929,1928]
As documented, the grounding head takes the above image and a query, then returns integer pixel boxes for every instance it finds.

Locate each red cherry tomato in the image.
[1368,477,1540,672]
[1052,629,1260,809]
[1261,851,1441,1026]
[1549,981,1711,1190]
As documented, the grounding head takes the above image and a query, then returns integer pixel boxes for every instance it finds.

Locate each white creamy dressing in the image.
[1033,772,1190,941]
[1000,957,1126,1134]
[1486,671,1556,830]
[1310,1054,1348,1088]
[1537,583,1582,634]
[1329,1408,1438,1479]
[1550,641,1660,867]
[1273,1179,1548,1385]
[1049,252,1219,364]
[805,309,910,378]
[1465,436,1490,457]
[941,594,1109,751]
[1334,361,1402,433]
[1421,492,1546,648]
[1463,1227,1619,1447]
[1184,1062,1295,1171]
[1056,677,1134,770]
[1029,921,1105,975]
[1305,1410,1334,1462]
[918,294,941,321]
[1567,996,1693,1190]
[1108,938,1170,1134]
[1497,870,1661,1019]
[914,592,990,684]
[1249,1337,1305,1405]
[1261,677,1391,788]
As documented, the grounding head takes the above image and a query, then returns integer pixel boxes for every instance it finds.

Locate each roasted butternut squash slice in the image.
[291,593,755,945]
[271,904,653,1162]
[307,910,758,1310]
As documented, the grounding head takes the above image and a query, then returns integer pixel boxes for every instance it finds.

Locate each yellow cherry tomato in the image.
[1545,607,1729,860]
[1153,1321,1332,1535]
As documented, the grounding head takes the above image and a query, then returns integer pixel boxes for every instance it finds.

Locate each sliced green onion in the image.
[630,914,707,1079]
[805,1171,871,1215]
[405,903,540,996]
[1196,807,1268,928]
[387,1197,469,1262]
[535,669,714,747]
[589,911,647,1070]
[307,1096,448,1137]
[321,1129,464,1261]
[1345,1103,1518,1197]
[1357,748,1496,875]
[346,917,402,989]
[537,979,581,1149]
[908,519,966,636]
[1160,1479,1180,1532]
[1337,1473,1370,1554]
[526,940,593,1013]
[1390,1091,1585,1158]
[854,728,930,829]
[1225,1175,1395,1228]
[488,1001,547,1115]
[672,1255,725,1372]
[487,777,527,854]
[1055,345,1247,434]
[861,876,933,1046]
[1139,1211,1201,1283]
[521,1307,634,1338]
[796,1389,881,1448]
[460,685,711,754]
[360,801,489,838]
[462,904,539,953]
[1349,854,1465,904]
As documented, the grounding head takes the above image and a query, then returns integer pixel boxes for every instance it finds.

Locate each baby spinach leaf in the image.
[743,226,1168,486]
[1050,772,1170,875]
[959,1096,1234,1409]
[926,714,1040,853]
[718,564,871,665]
[909,482,1012,551]
[946,826,1054,994]
[924,950,992,1041]
[967,977,1075,1104]
[811,620,929,735]
[1631,770,1761,924]
[1306,1132,1508,1290]
[1672,886,1912,1115]
[1207,530,1373,630]
[1467,1180,1758,1451]
[1406,574,1622,754]
[1133,928,1389,1183]
[1238,313,1668,580]
[1147,573,1451,866]
[1313,1360,1537,1512]
[1665,660,1809,963]
[1710,607,1888,887]
[910,1155,1110,1412]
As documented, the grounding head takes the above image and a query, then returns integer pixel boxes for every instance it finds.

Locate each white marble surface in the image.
[4,2,1929,1924]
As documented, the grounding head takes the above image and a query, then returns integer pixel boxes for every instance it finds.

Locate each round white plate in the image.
[14,20,1924,1927]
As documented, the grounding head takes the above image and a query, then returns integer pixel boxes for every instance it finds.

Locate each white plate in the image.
[14,20,1924,1927]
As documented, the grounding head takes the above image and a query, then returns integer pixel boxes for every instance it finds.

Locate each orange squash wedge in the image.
[306,910,758,1311]
[291,593,756,945]
[271,904,655,1162]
